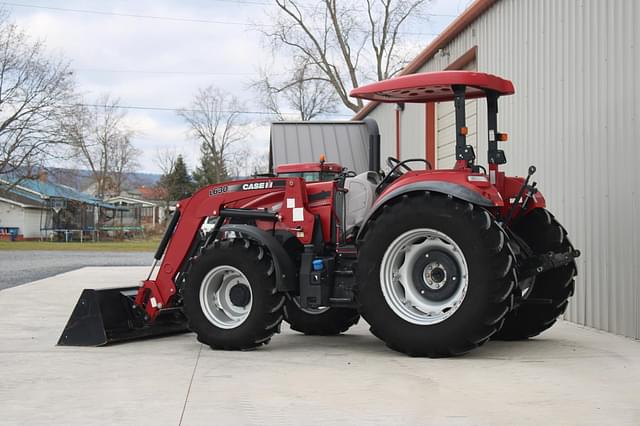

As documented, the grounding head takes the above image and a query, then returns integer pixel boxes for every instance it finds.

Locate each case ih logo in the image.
[208,180,283,196]
[242,181,273,190]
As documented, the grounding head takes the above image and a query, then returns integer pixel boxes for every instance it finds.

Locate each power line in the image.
[1,1,445,36]
[75,68,258,76]
[72,102,353,117]
[3,0,458,18]
[2,2,252,26]
[208,0,458,17]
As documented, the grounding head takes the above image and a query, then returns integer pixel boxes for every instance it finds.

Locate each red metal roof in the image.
[350,71,515,103]
[137,186,167,200]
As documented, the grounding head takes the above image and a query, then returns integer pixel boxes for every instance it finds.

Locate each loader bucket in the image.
[58,287,189,346]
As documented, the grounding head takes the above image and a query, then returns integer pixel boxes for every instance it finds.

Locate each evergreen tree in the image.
[159,155,195,201]
[192,141,228,187]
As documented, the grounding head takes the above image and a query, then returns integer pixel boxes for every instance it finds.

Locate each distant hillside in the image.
[46,168,162,192]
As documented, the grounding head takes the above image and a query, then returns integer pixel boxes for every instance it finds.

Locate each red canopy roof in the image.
[350,71,515,103]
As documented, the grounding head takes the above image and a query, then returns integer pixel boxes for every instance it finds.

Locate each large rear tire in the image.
[357,193,516,357]
[493,209,577,340]
[183,239,285,350]
[283,297,359,335]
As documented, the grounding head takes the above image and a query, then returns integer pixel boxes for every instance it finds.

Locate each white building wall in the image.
[359,0,640,339]
[0,201,42,238]
[0,200,25,231]
[399,103,426,161]
[367,103,397,164]
[436,99,478,168]
[22,209,43,238]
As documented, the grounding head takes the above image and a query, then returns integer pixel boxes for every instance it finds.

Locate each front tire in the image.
[183,239,285,350]
[283,297,359,335]
[357,193,515,357]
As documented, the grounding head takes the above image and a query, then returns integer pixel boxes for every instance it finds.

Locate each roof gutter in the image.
[0,196,45,209]
[352,0,497,120]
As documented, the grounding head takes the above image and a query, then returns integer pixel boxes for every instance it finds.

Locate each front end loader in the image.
[59,71,580,356]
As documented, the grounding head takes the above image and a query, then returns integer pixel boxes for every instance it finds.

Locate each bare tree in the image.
[222,148,248,179]
[155,147,179,176]
[63,95,139,198]
[262,0,428,113]
[0,10,74,181]
[249,151,270,175]
[253,58,338,120]
[223,145,270,178]
[179,86,248,185]
[110,134,140,195]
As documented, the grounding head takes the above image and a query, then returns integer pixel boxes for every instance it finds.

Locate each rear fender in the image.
[220,224,297,292]
[498,175,547,219]
[356,181,501,241]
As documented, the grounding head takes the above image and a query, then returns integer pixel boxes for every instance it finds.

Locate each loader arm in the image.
[136,177,316,320]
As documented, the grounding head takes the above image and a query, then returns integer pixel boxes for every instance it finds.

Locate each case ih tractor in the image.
[59,71,579,357]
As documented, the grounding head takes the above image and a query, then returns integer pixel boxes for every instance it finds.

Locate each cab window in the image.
[277,171,339,182]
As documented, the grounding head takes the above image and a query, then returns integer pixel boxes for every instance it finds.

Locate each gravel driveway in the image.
[0,250,153,290]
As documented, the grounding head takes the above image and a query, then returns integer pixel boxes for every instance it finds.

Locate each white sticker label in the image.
[150,297,157,308]
[286,198,295,208]
[293,207,304,222]
[489,129,495,141]
[489,170,496,184]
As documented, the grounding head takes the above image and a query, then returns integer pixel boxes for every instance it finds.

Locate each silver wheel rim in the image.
[199,265,253,329]
[380,228,469,325]
[292,296,330,315]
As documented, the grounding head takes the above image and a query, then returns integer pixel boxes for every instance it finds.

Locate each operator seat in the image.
[343,171,380,235]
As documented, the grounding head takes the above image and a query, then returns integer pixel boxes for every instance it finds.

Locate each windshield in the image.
[277,171,340,182]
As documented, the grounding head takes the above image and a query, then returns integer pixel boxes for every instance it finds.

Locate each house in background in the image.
[0,173,120,240]
[0,185,47,240]
[106,186,168,230]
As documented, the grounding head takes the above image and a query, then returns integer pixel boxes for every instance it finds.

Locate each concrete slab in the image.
[1,267,639,426]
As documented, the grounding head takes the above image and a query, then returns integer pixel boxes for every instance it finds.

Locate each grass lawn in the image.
[0,239,159,252]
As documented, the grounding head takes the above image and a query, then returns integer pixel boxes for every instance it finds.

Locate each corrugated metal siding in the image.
[399,103,426,160]
[362,0,640,338]
[436,99,478,168]
[368,103,398,162]
[270,122,372,173]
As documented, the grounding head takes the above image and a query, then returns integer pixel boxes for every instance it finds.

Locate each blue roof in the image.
[1,177,120,209]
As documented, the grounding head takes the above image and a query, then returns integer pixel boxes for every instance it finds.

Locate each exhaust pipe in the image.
[363,118,380,173]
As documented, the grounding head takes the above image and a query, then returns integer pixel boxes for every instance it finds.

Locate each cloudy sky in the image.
[6,0,472,173]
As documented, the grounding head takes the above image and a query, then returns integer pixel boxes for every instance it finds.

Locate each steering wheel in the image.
[376,157,433,194]
[387,156,414,173]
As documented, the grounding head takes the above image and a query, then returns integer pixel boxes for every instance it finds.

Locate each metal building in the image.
[354,0,640,339]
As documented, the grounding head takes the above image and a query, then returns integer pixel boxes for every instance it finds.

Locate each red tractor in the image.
[59,71,579,357]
